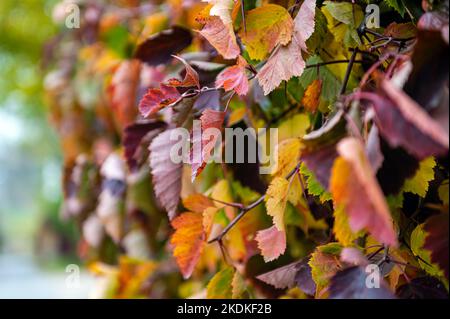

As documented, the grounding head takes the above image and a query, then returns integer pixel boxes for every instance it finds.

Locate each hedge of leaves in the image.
[44,0,449,298]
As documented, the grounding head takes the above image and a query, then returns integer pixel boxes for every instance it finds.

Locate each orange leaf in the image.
[215,56,249,96]
[170,212,206,279]
[182,193,215,213]
[302,79,322,113]
[167,55,200,89]
[330,137,398,246]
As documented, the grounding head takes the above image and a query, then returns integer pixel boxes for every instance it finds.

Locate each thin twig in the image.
[208,162,301,244]
[340,48,358,95]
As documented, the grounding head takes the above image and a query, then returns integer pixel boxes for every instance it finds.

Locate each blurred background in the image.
[0,0,94,298]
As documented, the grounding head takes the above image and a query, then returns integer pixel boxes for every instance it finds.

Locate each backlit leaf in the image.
[170,212,206,279]
[239,4,294,61]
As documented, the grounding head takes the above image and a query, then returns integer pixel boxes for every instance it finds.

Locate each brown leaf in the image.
[134,26,193,66]
[122,120,167,171]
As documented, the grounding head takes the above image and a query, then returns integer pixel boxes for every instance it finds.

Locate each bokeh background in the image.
[0,0,94,298]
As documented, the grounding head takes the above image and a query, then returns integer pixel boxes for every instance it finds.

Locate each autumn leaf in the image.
[134,26,193,66]
[109,59,141,128]
[256,0,316,95]
[122,120,167,171]
[206,266,234,298]
[255,225,287,262]
[198,16,240,60]
[302,79,322,113]
[423,213,449,280]
[239,4,294,61]
[309,243,342,294]
[167,55,200,89]
[182,193,214,213]
[370,80,449,160]
[215,56,249,96]
[207,266,248,299]
[333,206,363,247]
[149,129,183,219]
[256,261,300,289]
[191,109,226,181]
[256,258,315,295]
[265,177,289,231]
[402,157,436,197]
[138,84,181,117]
[170,212,206,279]
[330,137,397,246]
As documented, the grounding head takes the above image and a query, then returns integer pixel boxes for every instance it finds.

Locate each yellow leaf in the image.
[239,4,294,60]
[265,177,290,231]
[272,138,303,205]
[207,266,234,298]
[402,157,436,197]
[278,113,310,142]
[228,107,247,126]
[332,205,363,246]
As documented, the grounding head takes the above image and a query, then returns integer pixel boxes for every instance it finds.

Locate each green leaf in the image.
[300,163,332,202]
[207,266,234,299]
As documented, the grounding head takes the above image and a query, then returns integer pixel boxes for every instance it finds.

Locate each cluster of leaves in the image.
[44,0,449,298]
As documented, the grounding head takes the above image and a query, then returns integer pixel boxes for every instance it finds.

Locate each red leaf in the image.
[166,55,200,89]
[191,109,225,181]
[138,84,180,117]
[215,56,249,96]
[424,213,449,280]
[149,129,183,219]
